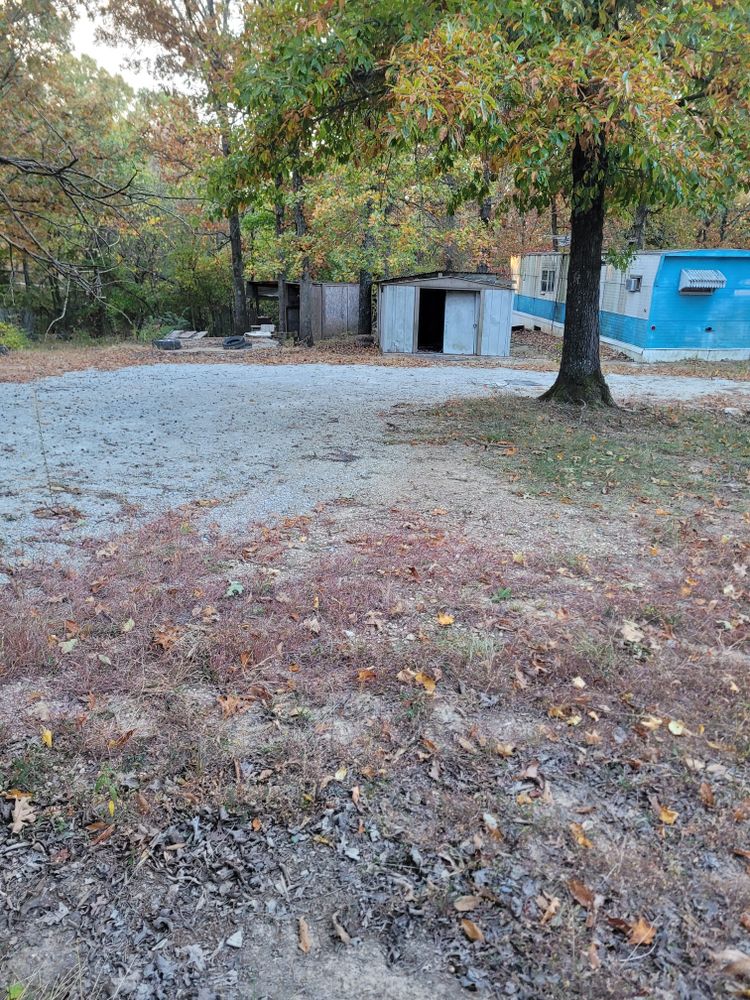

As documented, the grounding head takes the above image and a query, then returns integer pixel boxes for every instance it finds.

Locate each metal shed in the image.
[376,272,514,356]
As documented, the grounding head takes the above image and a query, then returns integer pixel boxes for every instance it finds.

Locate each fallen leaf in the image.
[714,948,750,981]
[621,620,645,643]
[628,917,656,946]
[121,618,135,634]
[334,765,348,782]
[331,911,351,945]
[454,895,481,912]
[568,879,595,909]
[699,781,716,809]
[668,719,686,736]
[153,625,181,651]
[495,742,516,757]
[460,918,484,943]
[640,715,663,731]
[41,728,53,749]
[59,637,78,654]
[572,676,587,689]
[657,802,679,825]
[436,612,454,627]
[224,581,244,598]
[303,616,321,636]
[108,729,135,750]
[588,940,602,970]
[298,916,312,953]
[570,822,593,848]
[357,668,376,683]
[9,797,36,835]
[539,895,561,925]
[134,792,150,814]
[483,812,502,840]
[415,671,436,694]
[740,912,750,932]
[217,694,252,718]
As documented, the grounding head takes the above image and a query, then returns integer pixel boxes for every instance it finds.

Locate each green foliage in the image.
[0,320,28,350]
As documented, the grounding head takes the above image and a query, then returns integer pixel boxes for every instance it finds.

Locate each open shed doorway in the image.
[417,288,479,354]
[417,289,445,352]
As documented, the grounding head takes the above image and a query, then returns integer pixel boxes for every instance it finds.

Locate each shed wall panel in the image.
[480,288,512,356]
[443,291,478,354]
[381,284,416,352]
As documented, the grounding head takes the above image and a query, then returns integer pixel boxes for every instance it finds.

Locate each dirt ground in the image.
[2,330,750,384]
[1,357,749,999]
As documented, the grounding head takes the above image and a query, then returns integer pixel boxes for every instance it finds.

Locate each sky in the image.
[70,13,160,91]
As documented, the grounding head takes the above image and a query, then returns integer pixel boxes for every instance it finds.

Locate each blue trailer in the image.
[511,249,750,362]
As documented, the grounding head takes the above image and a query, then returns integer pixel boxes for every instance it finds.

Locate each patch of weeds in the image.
[572,631,618,678]
[5,746,50,793]
[93,764,120,814]
[638,603,682,628]
[398,690,429,722]
[490,586,513,602]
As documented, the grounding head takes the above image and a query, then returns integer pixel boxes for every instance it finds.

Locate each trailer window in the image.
[540,269,555,294]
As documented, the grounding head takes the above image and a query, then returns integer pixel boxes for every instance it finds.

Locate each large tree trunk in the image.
[540,137,614,407]
[358,199,374,338]
[219,127,249,337]
[228,209,249,335]
[275,173,288,335]
[550,195,560,249]
[630,203,649,250]
[293,166,313,346]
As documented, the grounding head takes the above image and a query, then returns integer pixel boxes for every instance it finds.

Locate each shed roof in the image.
[377,271,513,288]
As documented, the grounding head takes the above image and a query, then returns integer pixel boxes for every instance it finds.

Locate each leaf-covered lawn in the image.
[2,336,750,384]
[1,486,748,997]
[406,396,750,515]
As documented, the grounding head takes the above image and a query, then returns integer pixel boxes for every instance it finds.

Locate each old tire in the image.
[223,336,247,350]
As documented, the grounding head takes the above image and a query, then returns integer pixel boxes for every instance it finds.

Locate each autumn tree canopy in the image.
[230,0,750,400]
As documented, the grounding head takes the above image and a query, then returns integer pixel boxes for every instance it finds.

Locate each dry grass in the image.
[2,474,749,994]
[1,333,749,384]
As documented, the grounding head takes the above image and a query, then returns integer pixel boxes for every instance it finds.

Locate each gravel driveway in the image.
[2,361,749,562]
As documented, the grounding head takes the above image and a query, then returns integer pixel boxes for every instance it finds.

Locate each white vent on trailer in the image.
[626,275,643,292]
[678,268,727,293]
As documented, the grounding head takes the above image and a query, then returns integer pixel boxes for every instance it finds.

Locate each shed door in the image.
[381,284,416,353]
[443,291,479,354]
[481,289,512,356]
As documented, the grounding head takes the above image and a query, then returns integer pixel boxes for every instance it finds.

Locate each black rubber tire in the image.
[223,336,247,350]
[153,338,181,351]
